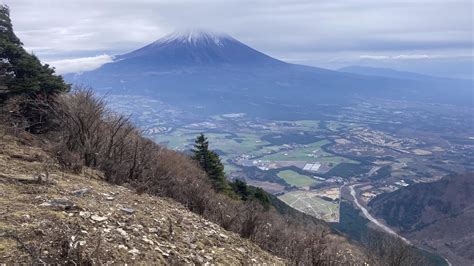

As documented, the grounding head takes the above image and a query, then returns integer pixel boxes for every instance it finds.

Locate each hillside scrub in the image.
[0,87,366,264]
[0,130,283,264]
[46,88,363,264]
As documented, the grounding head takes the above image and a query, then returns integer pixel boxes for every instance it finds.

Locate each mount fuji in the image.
[114,30,285,67]
[65,30,472,117]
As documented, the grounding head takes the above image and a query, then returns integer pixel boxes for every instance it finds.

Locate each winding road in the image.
[348,185,410,243]
[348,184,452,266]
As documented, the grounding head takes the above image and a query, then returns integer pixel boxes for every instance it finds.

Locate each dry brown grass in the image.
[0,131,283,264]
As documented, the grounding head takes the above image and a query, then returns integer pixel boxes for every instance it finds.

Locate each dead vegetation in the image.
[0,134,282,264]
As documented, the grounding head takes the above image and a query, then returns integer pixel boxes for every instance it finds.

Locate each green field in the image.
[154,130,266,154]
[153,130,269,174]
[277,170,316,187]
[279,190,339,222]
[152,122,358,177]
[276,120,321,131]
[259,140,356,165]
[260,140,329,161]
[152,128,199,150]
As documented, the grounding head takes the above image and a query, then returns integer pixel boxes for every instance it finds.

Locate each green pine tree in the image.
[230,179,251,201]
[230,178,271,210]
[0,4,69,101]
[1,5,70,133]
[192,134,271,208]
[192,133,230,193]
[252,187,270,210]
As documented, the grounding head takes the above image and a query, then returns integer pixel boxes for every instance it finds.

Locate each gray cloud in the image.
[2,0,473,76]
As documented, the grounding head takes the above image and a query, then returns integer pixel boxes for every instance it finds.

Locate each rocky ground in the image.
[0,131,283,264]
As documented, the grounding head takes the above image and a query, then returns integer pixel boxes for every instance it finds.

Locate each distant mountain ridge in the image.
[65,30,473,117]
[338,65,442,81]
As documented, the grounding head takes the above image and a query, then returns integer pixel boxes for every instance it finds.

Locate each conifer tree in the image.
[192,134,271,208]
[1,5,70,133]
[230,179,251,201]
[192,133,229,192]
[0,4,69,101]
[230,178,270,210]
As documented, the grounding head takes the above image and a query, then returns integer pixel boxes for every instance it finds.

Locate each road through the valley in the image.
[348,184,452,266]
[348,184,410,243]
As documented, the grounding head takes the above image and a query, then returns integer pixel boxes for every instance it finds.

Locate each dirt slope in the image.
[0,132,283,264]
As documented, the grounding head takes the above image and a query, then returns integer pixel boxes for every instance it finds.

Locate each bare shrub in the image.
[54,89,108,167]
[0,95,31,135]
[51,142,83,173]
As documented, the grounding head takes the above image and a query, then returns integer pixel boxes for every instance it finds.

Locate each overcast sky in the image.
[3,0,473,78]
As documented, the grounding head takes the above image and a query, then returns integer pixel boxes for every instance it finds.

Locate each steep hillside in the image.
[0,131,282,264]
[368,174,474,265]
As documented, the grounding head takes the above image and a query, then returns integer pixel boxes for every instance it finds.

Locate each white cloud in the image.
[47,55,114,74]
[359,55,390,60]
[393,54,432,59]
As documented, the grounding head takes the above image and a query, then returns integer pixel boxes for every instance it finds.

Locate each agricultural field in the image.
[153,130,274,173]
[259,140,355,164]
[152,128,200,150]
[279,191,340,222]
[277,170,317,187]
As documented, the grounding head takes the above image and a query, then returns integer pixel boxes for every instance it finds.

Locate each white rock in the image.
[154,247,170,257]
[116,228,128,237]
[142,236,154,245]
[128,247,140,255]
[148,228,159,233]
[79,211,91,218]
[236,247,246,253]
[91,214,107,222]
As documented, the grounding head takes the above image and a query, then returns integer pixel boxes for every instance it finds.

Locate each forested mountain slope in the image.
[368,174,474,265]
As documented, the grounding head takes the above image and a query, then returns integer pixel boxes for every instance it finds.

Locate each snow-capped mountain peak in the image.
[155,29,232,47]
[116,29,284,66]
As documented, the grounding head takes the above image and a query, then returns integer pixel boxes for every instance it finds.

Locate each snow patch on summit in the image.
[154,29,232,47]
